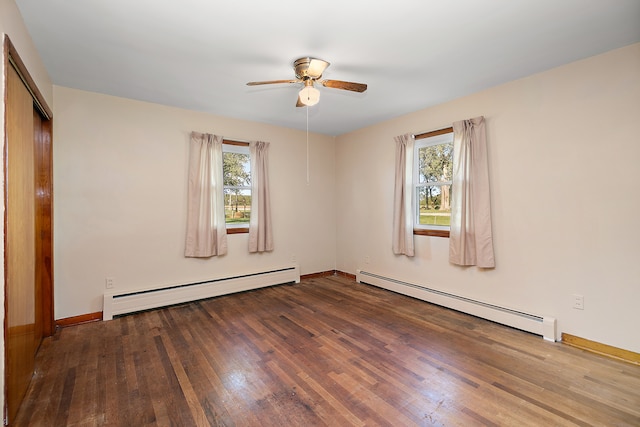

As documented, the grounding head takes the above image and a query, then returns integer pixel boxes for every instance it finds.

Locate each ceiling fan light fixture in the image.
[298,85,320,106]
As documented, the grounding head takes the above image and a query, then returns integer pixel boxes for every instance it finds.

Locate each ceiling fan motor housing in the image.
[294,57,330,80]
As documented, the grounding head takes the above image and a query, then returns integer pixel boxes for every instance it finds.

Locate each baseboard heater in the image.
[103,265,300,321]
[356,270,557,342]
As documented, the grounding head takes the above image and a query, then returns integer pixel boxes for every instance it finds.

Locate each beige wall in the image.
[1,0,53,414]
[336,43,640,353]
[53,86,337,319]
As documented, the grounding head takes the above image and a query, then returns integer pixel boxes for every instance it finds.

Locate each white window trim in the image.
[222,142,251,229]
[413,132,453,232]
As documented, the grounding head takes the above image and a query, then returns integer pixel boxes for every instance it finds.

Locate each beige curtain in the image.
[392,133,415,256]
[185,132,227,257]
[450,117,495,268]
[249,141,273,252]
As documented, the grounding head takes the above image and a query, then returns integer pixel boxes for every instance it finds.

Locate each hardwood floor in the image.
[15,275,640,426]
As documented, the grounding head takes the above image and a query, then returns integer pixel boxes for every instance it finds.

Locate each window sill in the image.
[227,227,249,234]
[414,228,450,238]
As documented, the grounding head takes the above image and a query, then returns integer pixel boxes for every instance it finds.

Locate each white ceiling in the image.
[15,0,640,136]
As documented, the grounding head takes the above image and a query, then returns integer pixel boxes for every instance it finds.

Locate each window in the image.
[223,140,251,233]
[414,128,453,237]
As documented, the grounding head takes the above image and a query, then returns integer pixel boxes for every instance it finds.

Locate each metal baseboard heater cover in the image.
[356,270,557,342]
[103,266,300,320]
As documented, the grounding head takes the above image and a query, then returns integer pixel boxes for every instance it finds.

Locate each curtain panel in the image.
[185,132,228,257]
[249,141,273,253]
[449,117,495,268]
[392,133,415,256]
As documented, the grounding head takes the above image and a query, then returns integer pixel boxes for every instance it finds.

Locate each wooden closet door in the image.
[5,63,39,423]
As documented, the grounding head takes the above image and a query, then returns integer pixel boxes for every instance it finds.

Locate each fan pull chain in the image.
[306,105,310,185]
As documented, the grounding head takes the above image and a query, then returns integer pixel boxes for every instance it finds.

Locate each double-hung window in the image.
[222,140,251,233]
[414,128,453,237]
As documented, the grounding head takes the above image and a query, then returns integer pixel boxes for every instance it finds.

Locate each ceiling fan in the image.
[246,57,367,107]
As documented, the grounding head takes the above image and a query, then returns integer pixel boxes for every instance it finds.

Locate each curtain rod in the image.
[412,126,454,140]
[190,132,250,145]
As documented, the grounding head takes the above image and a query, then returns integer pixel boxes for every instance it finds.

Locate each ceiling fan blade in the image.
[307,58,330,78]
[320,79,367,93]
[246,79,300,86]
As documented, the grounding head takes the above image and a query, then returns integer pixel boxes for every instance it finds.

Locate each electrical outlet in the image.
[573,294,584,310]
[290,253,297,263]
[364,256,371,264]
[105,277,115,289]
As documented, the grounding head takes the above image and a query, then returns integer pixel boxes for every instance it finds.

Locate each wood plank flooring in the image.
[15,275,640,426]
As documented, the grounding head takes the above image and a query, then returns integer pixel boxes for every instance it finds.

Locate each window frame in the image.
[222,139,251,234]
[413,127,454,238]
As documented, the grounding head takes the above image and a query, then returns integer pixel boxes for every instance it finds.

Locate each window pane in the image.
[223,150,251,225]
[418,143,453,183]
[223,152,251,187]
[417,185,451,226]
[225,188,251,224]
